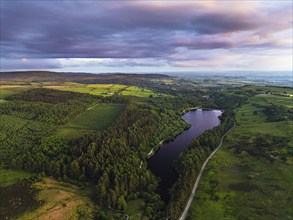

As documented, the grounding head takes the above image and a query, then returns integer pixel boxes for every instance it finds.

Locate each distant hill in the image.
[0,71,170,82]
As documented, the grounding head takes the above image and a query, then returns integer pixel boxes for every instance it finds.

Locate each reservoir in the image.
[147,109,222,202]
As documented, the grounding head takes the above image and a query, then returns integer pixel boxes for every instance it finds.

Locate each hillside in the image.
[0,71,170,82]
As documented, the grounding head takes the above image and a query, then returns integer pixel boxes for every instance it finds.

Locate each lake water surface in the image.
[147,109,222,202]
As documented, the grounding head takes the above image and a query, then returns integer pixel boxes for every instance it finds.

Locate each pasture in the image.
[54,83,127,96]
[260,94,293,108]
[49,83,159,97]
[120,86,156,97]
[58,104,126,137]
[1,82,161,98]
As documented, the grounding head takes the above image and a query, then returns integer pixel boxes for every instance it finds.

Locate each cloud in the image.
[0,1,292,71]
[1,58,61,70]
[20,58,28,62]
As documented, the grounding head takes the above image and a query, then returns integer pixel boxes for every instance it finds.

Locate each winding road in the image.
[179,121,236,220]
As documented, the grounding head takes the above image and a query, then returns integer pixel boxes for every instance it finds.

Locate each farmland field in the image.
[58,103,126,137]
[1,83,161,98]
[120,86,157,97]
[260,94,293,108]
[54,83,127,96]
[51,83,159,97]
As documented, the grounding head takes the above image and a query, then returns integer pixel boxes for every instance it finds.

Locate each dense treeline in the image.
[210,92,249,109]
[146,96,200,112]
[262,105,293,122]
[0,101,92,125]
[228,134,292,162]
[0,115,56,164]
[165,110,235,219]
[5,88,95,103]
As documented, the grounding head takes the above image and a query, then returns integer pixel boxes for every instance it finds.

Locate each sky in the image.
[1,0,292,73]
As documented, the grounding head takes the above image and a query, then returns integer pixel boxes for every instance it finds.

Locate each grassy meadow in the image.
[1,82,160,98]
[51,83,159,97]
[120,86,157,97]
[187,95,293,219]
[58,103,126,138]
[260,94,293,108]
[54,83,127,96]
[0,169,32,187]
[0,87,29,100]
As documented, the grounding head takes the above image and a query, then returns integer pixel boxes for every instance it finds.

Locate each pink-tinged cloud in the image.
[20,58,28,62]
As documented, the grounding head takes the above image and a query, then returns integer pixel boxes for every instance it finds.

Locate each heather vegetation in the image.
[188,93,293,220]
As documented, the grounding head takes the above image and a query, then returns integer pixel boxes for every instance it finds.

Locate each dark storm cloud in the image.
[0,1,292,61]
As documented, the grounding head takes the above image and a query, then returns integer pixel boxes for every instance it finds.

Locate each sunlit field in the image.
[53,83,158,97]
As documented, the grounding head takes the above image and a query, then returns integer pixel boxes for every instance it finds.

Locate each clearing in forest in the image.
[58,103,126,137]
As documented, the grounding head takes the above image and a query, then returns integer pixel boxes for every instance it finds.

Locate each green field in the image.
[58,104,126,137]
[243,85,293,94]
[51,83,159,97]
[127,199,149,220]
[0,170,32,187]
[188,95,293,219]
[234,96,291,137]
[260,94,293,108]
[120,86,157,97]
[1,83,162,98]
[0,87,28,100]
[54,83,127,96]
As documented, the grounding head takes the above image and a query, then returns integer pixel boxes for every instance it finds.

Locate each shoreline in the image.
[147,139,165,158]
[147,108,197,159]
[182,106,198,114]
[179,121,236,220]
